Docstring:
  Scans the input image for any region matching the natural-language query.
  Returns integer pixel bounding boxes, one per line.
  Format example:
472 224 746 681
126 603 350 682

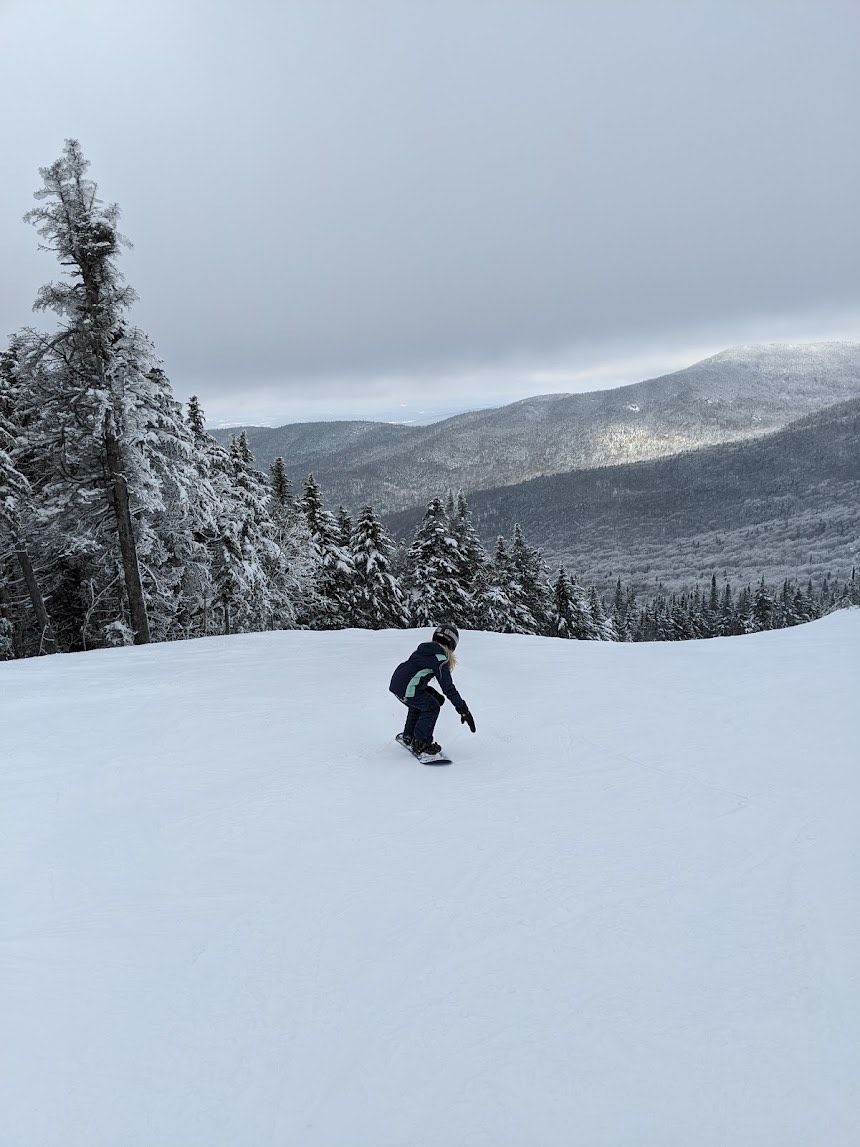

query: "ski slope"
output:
2 614 858 1146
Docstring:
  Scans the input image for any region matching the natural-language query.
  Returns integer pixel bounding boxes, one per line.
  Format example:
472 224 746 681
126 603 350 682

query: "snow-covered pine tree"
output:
611 577 627 636
115 359 225 643
0 346 57 654
777 579 794 627
350 504 408 629
18 141 223 649
0 583 13 659
450 491 490 628
482 535 516 632
21 140 158 644
183 403 310 638
617 584 638 642
266 455 308 574
219 432 313 633
407 496 467 626
703 573 720 636
849 567 860 607
507 524 552 635
336 506 353 550
669 594 695 640
270 457 294 515
735 585 753 634
654 595 676 641
298 474 354 628
588 584 616 640
792 585 814 625
180 396 235 635
550 567 575 638
567 572 599 640
753 576 775 631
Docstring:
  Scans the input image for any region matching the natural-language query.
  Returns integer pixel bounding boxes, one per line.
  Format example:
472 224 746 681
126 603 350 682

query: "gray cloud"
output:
2 0 859 423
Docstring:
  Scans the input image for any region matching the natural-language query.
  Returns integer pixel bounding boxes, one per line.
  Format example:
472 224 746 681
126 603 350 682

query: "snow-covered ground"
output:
2 615 858 1146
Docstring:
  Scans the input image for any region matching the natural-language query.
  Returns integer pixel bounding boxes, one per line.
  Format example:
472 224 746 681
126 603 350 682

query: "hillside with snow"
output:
3 615 859 1146
392 395 860 593
215 342 860 513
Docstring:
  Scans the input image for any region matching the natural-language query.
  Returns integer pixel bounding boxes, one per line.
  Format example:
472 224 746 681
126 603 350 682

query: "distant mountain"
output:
213 342 860 512
387 398 860 594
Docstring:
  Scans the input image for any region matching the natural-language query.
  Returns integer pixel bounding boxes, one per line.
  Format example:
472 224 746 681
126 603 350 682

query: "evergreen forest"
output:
2 142 858 660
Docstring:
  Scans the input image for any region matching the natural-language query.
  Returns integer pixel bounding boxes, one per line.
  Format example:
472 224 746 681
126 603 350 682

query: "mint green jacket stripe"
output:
405 667 434 698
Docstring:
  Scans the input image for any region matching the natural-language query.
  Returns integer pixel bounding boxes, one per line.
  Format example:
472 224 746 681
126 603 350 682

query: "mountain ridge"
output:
212 341 860 512
386 396 860 593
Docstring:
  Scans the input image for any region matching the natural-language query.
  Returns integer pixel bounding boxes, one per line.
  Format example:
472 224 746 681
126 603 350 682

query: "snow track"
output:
2 616 858 1145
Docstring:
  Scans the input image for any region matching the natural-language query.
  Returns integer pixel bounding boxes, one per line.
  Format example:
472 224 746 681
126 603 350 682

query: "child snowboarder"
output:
389 623 476 761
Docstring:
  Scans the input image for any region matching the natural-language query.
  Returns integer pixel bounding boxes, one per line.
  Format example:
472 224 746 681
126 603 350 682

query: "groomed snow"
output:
2 614 858 1146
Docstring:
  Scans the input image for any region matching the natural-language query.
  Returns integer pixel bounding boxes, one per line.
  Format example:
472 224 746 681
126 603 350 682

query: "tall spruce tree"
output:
336 506 353 549
298 474 354 627
450 491 489 628
753 576 775 631
407 496 466 626
567 572 599 639
218 433 315 633
588 585 616 640
550 568 576 638
0 349 56 653
269 457 294 514
21 140 156 643
509 524 552 635
351 505 408 629
483 535 517 632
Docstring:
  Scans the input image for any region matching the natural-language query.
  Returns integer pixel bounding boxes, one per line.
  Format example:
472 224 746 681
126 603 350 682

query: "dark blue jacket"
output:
390 641 466 712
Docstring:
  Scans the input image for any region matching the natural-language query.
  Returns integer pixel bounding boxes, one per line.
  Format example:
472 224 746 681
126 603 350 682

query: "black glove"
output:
425 686 445 707
459 706 476 733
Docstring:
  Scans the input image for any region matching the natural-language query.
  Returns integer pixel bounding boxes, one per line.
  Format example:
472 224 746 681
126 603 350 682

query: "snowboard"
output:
395 733 452 766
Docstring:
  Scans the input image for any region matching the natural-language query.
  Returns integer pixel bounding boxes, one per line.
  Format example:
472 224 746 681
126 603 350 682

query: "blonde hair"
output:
445 649 457 671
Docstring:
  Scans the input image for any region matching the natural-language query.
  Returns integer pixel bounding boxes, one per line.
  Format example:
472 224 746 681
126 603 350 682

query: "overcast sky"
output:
2 0 859 425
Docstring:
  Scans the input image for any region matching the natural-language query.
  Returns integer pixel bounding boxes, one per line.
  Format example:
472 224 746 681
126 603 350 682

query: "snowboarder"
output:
389 623 476 760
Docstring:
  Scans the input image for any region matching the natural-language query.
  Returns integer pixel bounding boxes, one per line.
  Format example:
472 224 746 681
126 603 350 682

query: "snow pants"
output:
393 687 441 744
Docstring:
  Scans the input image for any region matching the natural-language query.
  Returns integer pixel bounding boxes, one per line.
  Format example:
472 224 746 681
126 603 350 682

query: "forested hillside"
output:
3 142 857 660
386 399 860 592
215 342 860 512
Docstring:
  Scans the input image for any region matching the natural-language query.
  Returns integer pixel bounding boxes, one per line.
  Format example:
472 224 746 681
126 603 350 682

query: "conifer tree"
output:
220 434 284 630
753 577 775 631
22 140 153 644
718 582 736 636
298 474 354 627
269 457 293 513
483 536 516 632
588 584 616 640
509 524 552 635
336 506 353 549
186 394 207 439
134 365 219 641
407 497 466 626
265 455 310 600
735 585 753 634
611 577 627 636
0 349 56 653
550 568 575 637
450 491 490 628
351 504 408 629
178 396 233 635
706 574 720 635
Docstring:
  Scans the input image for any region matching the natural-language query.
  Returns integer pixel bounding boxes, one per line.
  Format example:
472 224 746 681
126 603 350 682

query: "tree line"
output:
2 141 857 660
